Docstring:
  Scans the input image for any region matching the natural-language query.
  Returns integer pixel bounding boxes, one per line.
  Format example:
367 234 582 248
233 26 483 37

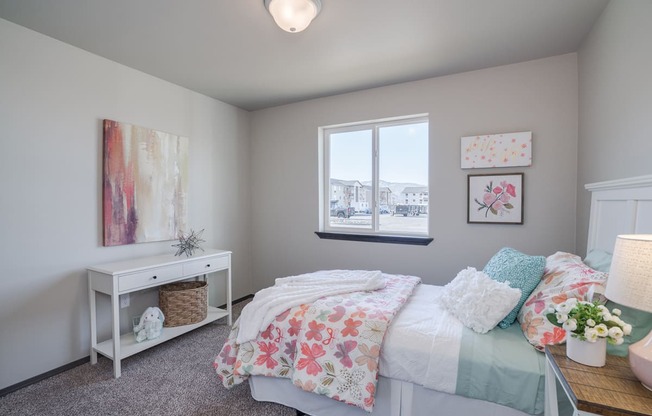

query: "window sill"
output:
315 232 433 246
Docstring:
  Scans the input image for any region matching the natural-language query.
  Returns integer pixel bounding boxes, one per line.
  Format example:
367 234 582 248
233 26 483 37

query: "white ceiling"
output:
0 0 609 111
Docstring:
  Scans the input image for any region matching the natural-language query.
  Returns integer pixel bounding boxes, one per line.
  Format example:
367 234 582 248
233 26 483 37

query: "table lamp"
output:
605 234 652 390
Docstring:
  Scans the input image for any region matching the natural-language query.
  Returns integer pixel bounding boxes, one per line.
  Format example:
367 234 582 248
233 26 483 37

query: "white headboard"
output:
586 175 652 254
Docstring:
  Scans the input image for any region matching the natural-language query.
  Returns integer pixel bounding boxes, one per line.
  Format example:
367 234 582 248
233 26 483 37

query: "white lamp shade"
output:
605 234 652 313
265 0 321 33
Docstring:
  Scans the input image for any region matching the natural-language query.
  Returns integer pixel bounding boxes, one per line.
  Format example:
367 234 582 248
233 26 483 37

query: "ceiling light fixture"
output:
264 0 322 33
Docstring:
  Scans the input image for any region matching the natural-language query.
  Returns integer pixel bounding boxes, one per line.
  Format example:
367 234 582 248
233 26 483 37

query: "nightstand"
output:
545 344 652 416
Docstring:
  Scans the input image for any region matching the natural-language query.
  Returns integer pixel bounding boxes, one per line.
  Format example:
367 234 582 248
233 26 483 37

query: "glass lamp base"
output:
628 329 652 390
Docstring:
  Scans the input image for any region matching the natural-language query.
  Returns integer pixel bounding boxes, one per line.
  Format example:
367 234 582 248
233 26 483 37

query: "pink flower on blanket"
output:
569 280 593 296
294 304 309 318
352 306 368 319
367 309 386 320
355 343 380 372
305 320 325 341
261 324 275 340
364 382 376 408
562 262 599 276
218 344 237 366
288 317 302 336
284 340 297 361
294 379 317 392
255 342 279 369
342 318 363 337
334 340 358 368
328 305 346 322
276 309 291 322
296 342 326 376
233 359 243 375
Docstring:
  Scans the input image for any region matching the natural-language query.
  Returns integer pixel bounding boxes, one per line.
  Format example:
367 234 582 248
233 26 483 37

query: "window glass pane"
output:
378 122 428 234
329 129 372 229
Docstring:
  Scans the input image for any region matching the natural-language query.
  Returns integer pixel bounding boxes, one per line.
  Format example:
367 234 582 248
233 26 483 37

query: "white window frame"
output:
319 114 429 238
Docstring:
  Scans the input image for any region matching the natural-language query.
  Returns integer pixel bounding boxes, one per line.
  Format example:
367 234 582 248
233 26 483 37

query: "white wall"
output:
250 54 579 290
0 18 252 390
576 0 652 256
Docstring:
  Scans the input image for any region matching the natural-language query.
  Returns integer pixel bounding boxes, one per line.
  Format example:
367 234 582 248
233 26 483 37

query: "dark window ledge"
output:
315 232 433 246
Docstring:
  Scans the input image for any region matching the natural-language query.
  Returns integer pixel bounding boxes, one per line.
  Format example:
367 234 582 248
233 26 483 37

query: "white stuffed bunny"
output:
134 307 165 342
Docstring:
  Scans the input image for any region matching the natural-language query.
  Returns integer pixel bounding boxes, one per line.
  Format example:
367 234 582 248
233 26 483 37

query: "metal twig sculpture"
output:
172 228 206 257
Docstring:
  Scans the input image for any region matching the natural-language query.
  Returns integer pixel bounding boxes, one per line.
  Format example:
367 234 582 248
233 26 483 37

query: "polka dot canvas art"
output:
461 131 532 169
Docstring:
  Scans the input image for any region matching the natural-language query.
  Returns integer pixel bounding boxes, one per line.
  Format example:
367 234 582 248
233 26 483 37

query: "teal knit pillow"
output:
483 247 546 328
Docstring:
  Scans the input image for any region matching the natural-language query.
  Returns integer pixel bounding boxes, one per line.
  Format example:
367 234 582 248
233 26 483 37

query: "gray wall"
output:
0 19 253 390
250 54 579 291
576 0 652 256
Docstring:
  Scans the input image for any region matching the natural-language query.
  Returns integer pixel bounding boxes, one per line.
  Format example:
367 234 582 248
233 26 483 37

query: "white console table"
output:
88 249 232 378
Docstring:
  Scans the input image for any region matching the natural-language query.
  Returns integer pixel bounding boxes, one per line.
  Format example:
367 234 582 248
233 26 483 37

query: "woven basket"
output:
159 281 208 327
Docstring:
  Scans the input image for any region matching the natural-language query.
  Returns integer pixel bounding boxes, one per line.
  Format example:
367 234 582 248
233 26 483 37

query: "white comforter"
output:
236 269 386 344
379 284 463 393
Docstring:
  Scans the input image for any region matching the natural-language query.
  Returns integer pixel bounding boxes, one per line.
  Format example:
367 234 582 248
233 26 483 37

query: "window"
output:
318 115 430 243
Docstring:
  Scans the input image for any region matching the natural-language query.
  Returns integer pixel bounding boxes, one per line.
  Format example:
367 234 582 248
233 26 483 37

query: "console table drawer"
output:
183 255 229 276
118 264 183 292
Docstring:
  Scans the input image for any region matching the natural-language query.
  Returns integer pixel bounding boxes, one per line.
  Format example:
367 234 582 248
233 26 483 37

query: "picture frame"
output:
467 173 523 224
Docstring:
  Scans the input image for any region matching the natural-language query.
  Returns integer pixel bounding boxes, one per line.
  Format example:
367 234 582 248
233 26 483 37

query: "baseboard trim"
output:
0 294 254 398
0 357 88 398
228 294 254 307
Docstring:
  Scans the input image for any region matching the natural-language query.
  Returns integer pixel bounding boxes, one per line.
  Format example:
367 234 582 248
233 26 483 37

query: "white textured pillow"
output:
440 267 522 334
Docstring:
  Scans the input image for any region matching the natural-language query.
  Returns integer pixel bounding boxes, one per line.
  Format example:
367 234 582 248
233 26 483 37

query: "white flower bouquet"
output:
546 298 632 344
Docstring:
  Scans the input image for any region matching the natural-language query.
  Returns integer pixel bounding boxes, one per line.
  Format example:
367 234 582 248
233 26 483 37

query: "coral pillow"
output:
517 252 608 351
440 267 522 334
483 248 546 328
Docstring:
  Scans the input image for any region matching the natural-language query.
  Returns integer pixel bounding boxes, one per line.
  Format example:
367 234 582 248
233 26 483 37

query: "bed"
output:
216 174 652 416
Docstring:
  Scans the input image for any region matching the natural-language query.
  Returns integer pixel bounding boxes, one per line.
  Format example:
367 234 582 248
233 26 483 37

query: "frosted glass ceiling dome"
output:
264 0 322 33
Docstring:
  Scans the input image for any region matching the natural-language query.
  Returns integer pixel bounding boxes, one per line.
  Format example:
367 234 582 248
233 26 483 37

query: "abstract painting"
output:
103 119 188 246
468 173 523 224
461 131 532 169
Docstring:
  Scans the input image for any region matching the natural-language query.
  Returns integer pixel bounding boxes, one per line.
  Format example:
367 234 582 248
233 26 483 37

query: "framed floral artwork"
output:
467 173 523 224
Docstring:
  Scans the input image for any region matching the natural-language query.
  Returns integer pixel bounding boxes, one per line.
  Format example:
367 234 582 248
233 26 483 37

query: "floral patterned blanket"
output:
214 273 420 412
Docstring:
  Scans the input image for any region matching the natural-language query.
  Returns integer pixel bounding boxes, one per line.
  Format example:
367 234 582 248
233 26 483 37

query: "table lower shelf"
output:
94 306 228 361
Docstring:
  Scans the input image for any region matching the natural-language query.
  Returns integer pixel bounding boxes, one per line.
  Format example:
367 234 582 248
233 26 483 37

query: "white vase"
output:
566 335 606 367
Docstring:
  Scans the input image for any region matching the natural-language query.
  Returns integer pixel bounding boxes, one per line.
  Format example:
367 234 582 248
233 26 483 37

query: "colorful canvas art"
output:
103 119 189 246
461 131 532 169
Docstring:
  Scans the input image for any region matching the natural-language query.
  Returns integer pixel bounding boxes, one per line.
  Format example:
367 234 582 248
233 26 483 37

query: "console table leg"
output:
227 266 232 326
89 287 98 365
111 294 122 378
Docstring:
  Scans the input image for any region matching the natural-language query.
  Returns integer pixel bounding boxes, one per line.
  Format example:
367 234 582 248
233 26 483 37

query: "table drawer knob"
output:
206 264 211 268
152 275 157 279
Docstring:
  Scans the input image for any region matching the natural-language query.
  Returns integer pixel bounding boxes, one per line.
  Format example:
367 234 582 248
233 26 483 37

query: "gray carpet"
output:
0 301 297 416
